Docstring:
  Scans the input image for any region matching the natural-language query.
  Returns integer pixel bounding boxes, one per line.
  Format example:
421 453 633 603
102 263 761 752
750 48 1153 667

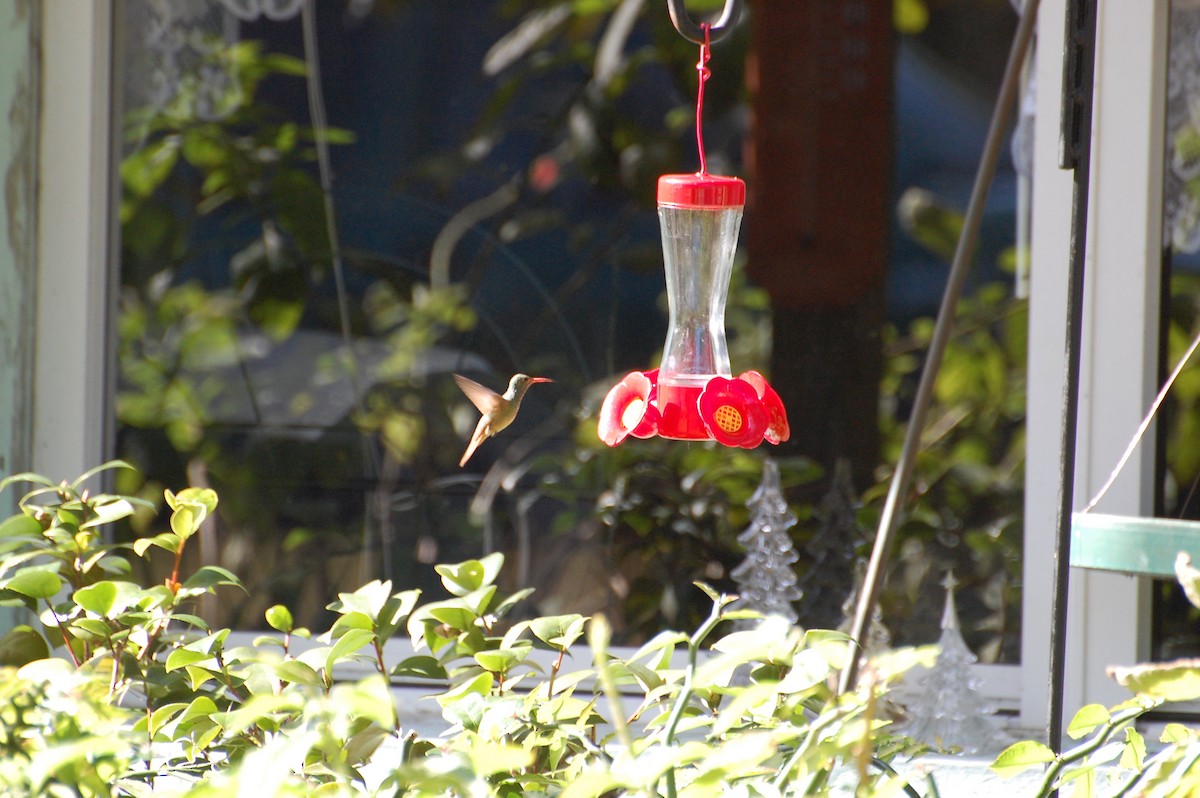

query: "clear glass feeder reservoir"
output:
656 173 746 439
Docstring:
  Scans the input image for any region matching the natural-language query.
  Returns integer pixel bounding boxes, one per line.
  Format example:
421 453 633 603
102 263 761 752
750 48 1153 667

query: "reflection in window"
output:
1157 0 1200 660
111 0 1024 658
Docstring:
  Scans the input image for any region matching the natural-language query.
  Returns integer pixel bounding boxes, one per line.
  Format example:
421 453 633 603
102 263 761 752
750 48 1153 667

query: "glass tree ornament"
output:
898 573 1004 753
731 458 802 622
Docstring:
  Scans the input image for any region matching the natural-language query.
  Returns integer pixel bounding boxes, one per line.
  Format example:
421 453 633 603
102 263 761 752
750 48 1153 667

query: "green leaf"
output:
435 552 504 597
166 482 218 513
491 587 534 621
148 703 189 737
391 655 447 680
2 569 61 599
1120 727 1146 770
184 664 218 691
1109 660 1200 702
1176 552 1200 611
376 589 421 639
328 611 374 637
170 503 200 541
325 627 374 675
0 625 50 666
467 738 534 775
474 645 530 674
1066 703 1111 739
166 648 211 672
334 674 396 730
695 582 723 603
265 604 293 633
435 671 494 708
79 497 135 531
426 602 478 630
629 630 688 668
121 136 180 198
991 740 1058 777
0 513 42 539
69 460 137 491
27 737 129 789
529 614 587 649
275 659 322 686
133 532 181 557
894 0 929 35
331 579 392 619
182 565 244 592
69 618 113 640
1162 722 1193 744
0 471 56 493
74 581 141 618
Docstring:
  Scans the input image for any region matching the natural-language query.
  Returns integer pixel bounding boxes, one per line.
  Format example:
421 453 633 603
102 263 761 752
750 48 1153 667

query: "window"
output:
37 0 1049 722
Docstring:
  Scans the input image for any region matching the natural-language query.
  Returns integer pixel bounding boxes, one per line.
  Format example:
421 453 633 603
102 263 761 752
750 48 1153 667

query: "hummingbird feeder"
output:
598 0 788 450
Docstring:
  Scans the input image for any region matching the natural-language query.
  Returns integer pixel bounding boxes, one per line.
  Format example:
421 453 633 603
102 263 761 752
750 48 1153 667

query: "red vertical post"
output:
746 0 895 491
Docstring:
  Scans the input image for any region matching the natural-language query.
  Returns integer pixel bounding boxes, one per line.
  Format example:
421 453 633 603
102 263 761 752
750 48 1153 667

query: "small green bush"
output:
993 553 1200 797
0 462 930 796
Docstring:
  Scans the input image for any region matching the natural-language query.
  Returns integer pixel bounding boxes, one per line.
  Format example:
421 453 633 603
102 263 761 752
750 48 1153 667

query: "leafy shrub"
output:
993 553 1200 796
0 462 931 796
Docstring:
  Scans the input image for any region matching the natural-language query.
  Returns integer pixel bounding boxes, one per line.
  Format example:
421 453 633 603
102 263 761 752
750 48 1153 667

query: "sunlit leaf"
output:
392 655 447 680
1066 703 1111 740
1110 660 1200 702
265 604 293 633
0 625 50 666
325 628 374 675
74 581 142 618
1 570 61 599
991 740 1057 777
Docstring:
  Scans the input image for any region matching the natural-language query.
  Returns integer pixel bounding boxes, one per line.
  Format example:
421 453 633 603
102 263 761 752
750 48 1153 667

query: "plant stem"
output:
168 543 185 592
45 601 80 667
1036 705 1148 796
548 646 565 697
373 639 388 677
777 707 843 792
1108 745 1179 798
663 601 726 798
870 757 925 798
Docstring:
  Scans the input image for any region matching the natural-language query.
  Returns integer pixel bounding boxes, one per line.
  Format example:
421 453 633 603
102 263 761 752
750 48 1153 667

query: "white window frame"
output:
1023 0 1169 730
33 0 114 480
43 0 1180 732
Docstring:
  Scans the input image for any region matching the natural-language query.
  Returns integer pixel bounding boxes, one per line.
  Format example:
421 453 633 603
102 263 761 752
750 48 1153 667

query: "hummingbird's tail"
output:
460 436 484 467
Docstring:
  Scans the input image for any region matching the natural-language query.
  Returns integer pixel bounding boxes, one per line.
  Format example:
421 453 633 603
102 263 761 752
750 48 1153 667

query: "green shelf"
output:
1071 512 1200 578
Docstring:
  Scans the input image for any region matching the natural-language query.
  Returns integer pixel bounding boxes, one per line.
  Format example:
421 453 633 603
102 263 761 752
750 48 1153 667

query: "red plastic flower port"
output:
598 370 660 446
738 370 790 445
698 376 768 448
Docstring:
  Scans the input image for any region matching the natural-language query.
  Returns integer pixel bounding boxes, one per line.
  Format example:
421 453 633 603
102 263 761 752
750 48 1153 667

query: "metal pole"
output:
838 0 1040 694
1047 0 1099 761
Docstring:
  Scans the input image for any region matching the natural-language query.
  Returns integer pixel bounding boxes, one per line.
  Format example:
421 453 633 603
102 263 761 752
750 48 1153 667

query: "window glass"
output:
111 0 1023 657
1155 0 1200 661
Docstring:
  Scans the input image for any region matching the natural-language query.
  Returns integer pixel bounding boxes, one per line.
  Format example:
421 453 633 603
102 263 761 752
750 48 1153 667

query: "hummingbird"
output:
454 373 553 466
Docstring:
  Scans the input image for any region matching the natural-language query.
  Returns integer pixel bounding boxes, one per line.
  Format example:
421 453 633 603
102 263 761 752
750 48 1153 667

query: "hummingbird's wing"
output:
454 374 503 415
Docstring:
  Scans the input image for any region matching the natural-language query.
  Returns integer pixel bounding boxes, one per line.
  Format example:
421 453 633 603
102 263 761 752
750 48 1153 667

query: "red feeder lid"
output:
657 173 745 209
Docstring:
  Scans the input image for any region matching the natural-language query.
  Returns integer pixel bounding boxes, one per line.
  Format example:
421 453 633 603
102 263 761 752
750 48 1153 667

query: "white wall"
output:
33 0 113 482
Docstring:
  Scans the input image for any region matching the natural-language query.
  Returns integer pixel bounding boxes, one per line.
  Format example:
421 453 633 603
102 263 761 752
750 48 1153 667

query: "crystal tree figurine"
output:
838 561 892 655
900 573 1003 753
798 459 865 630
732 458 802 622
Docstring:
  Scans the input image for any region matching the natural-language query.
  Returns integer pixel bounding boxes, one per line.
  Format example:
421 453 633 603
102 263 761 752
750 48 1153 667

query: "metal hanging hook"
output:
666 0 742 44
